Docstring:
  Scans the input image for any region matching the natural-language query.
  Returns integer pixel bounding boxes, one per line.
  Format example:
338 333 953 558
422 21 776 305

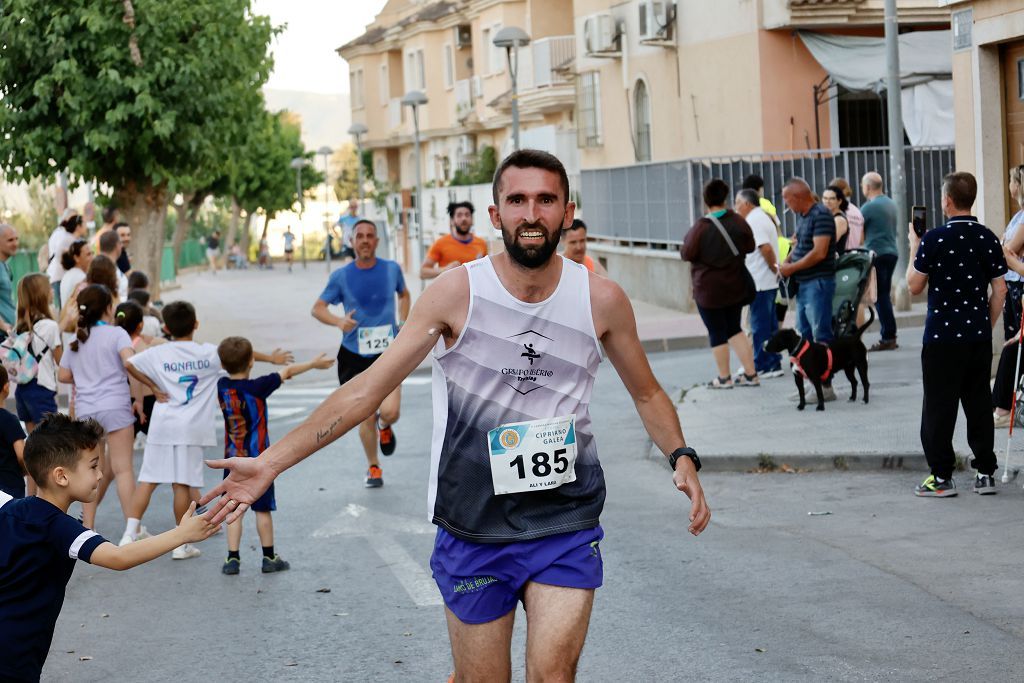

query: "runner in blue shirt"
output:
311 219 410 488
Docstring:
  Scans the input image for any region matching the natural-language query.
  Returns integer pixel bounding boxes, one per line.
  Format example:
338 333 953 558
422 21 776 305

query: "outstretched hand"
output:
672 460 711 536
269 348 295 365
310 353 335 370
199 456 277 525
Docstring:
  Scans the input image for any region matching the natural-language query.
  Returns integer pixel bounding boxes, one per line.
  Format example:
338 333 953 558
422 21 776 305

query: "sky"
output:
253 0 388 94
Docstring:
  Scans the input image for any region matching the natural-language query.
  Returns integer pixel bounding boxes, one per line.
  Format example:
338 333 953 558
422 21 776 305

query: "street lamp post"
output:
290 156 309 269
493 26 531 152
347 122 369 206
318 145 333 273
401 90 429 283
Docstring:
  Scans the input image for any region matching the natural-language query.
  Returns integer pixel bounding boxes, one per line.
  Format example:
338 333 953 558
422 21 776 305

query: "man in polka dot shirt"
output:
907 171 1008 498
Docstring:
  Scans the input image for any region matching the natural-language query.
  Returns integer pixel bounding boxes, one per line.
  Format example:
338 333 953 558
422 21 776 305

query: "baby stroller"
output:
831 248 875 338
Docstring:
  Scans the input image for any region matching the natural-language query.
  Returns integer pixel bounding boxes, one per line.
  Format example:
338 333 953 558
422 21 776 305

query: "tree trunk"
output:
170 192 194 269
238 212 254 264
224 198 241 254
115 181 169 298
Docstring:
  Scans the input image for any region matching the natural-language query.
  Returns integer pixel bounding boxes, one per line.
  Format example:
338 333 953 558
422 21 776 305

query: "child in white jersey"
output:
122 301 292 557
122 301 222 559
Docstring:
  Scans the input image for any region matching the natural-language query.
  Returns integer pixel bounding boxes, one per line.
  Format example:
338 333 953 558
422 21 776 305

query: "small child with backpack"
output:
6 273 63 435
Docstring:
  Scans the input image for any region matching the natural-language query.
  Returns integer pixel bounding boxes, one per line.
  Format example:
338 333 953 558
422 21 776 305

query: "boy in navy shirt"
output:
214 336 332 575
0 369 28 499
0 414 217 682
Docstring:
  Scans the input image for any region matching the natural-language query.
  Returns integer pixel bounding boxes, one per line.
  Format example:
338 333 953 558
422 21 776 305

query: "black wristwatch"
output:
668 447 701 472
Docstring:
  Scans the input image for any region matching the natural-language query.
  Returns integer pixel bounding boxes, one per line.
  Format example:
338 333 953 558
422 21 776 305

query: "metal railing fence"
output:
580 146 956 246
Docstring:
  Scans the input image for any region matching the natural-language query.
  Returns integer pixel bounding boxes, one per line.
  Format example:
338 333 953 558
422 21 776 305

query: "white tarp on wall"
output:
799 30 953 146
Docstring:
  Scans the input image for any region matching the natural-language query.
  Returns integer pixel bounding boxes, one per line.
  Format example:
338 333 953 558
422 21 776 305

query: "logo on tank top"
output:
501 329 554 396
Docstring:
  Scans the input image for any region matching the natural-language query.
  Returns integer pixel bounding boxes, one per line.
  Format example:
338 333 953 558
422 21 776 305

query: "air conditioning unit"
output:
639 1 674 41
584 14 619 54
455 24 472 49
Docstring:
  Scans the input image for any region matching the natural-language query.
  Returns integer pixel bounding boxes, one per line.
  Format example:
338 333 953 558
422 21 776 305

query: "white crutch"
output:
1000 294 1024 484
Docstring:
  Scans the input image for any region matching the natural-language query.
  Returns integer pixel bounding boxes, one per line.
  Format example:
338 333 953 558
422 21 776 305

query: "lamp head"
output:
401 90 428 107
493 26 531 49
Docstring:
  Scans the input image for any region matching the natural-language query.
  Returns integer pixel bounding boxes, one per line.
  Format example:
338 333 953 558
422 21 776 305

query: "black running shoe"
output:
973 474 997 495
222 557 240 575
261 555 291 573
365 465 383 488
914 475 957 497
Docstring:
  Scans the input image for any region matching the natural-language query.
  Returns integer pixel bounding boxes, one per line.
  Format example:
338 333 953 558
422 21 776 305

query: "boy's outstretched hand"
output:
200 457 276 525
178 502 219 544
310 353 334 370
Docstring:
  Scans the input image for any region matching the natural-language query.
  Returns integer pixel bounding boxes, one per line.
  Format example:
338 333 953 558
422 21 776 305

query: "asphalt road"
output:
43 348 1024 682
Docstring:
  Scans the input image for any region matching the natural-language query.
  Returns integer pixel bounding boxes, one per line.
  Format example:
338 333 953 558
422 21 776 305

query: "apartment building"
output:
573 0 951 170
945 0 1024 233
337 0 578 196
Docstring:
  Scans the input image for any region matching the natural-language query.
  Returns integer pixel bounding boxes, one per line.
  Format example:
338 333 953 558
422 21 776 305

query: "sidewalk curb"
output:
647 444 928 472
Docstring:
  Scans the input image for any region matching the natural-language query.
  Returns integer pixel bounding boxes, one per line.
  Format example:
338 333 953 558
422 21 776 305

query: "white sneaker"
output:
761 368 786 379
171 544 201 560
136 526 151 540
118 533 134 547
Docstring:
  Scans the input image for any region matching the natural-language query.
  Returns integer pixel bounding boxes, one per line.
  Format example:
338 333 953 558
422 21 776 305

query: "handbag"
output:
708 214 756 306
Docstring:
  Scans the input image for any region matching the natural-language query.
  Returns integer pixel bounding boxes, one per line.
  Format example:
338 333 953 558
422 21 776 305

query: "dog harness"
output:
789 339 832 382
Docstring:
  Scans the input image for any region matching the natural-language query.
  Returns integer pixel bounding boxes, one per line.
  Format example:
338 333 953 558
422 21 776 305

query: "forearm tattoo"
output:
316 416 344 444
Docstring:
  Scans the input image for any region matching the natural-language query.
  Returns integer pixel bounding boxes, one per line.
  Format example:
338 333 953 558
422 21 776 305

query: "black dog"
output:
764 309 874 412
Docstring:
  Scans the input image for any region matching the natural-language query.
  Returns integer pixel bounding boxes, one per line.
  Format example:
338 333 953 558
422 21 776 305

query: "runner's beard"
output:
453 221 472 237
501 217 562 269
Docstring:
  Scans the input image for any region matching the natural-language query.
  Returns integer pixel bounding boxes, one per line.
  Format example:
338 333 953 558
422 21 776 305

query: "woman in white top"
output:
991 164 1024 427
58 239 93 309
45 213 87 304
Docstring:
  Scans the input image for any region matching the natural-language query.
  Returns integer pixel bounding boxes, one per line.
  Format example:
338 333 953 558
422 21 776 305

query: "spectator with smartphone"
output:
992 164 1024 428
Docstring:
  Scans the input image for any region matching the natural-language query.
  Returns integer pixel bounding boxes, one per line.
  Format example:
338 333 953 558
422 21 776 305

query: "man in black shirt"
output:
115 222 132 274
779 178 836 344
907 172 1007 497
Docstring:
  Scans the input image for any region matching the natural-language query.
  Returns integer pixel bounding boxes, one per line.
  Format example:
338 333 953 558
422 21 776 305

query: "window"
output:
351 69 364 109
633 79 651 161
488 24 504 75
482 28 491 73
379 64 389 105
444 44 454 89
405 50 425 90
577 72 602 147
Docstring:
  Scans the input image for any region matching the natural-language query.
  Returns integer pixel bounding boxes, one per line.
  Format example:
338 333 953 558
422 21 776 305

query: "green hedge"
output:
8 238 208 288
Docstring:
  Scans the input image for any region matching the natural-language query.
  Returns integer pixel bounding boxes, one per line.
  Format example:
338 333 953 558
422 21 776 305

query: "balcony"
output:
531 36 574 89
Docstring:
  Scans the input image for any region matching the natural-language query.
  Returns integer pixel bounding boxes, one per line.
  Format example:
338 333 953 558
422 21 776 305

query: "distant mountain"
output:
263 89 351 151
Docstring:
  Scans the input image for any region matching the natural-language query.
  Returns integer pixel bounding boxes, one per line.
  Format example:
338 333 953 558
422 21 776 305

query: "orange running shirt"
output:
427 234 488 267
583 255 595 272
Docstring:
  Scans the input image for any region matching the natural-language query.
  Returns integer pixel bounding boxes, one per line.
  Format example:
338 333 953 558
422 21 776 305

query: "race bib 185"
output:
487 415 577 495
357 324 394 355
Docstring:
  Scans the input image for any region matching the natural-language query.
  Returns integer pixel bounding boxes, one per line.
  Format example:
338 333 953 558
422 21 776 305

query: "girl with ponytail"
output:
57 284 142 529
13 273 63 433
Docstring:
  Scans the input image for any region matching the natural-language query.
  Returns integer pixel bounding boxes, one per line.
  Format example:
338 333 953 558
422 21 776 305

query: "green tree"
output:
0 1 275 292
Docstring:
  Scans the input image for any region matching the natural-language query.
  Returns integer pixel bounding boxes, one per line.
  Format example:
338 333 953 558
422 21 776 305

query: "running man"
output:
203 150 710 681
310 220 409 488
562 218 608 276
283 227 295 272
420 201 488 280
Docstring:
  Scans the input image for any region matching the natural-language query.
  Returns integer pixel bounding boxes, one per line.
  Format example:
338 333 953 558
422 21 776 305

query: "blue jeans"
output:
795 276 835 343
750 289 781 373
873 253 898 342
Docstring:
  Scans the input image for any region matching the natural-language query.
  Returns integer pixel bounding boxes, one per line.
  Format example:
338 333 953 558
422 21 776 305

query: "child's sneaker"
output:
222 557 241 575
118 526 151 547
365 465 383 488
914 475 957 497
262 555 290 573
171 543 202 560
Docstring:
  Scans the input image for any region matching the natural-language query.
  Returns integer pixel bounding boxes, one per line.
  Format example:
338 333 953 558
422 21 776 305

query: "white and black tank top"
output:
428 256 604 543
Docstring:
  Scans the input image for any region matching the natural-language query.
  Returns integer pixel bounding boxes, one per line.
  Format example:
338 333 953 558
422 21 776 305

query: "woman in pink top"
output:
830 177 864 249
58 284 144 529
